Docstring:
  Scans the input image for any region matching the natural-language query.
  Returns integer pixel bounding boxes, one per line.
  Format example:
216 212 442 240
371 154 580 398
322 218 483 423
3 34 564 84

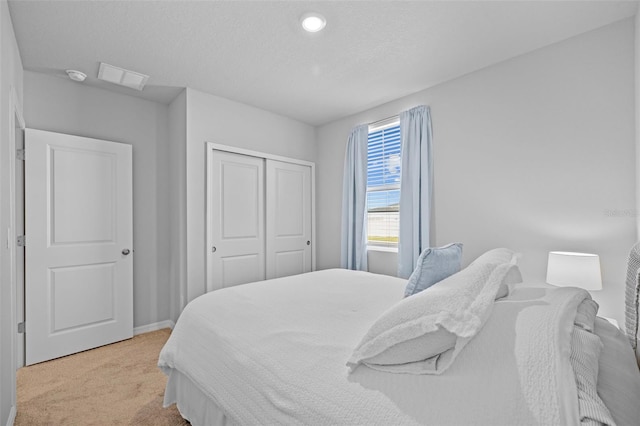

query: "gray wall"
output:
0 0 23 423
636 11 640 244
316 19 636 325
182 88 317 304
168 90 187 323
23 71 172 330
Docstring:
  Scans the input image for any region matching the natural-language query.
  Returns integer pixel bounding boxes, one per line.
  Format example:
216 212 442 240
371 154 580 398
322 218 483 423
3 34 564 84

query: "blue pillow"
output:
404 243 463 297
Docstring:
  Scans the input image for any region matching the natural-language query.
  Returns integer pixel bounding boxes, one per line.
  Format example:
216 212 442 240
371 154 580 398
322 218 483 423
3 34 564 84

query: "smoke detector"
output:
66 70 87 82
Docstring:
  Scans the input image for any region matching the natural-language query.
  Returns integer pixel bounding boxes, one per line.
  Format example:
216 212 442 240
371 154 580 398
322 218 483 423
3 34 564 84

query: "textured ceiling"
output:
8 0 638 126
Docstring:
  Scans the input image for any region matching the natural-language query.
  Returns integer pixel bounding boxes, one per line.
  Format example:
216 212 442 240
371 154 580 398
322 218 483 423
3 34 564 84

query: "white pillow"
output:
469 248 520 266
495 263 523 299
361 328 456 366
471 248 522 299
347 262 514 374
574 299 599 332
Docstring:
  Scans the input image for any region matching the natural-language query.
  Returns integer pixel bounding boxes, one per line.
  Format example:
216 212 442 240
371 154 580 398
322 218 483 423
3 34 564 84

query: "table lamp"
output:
546 251 602 291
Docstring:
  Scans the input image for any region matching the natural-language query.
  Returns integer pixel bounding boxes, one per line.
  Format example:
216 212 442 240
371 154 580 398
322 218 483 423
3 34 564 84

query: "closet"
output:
206 144 314 292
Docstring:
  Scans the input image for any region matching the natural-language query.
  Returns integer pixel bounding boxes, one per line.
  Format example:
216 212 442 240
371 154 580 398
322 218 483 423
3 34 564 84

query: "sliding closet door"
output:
266 160 312 279
208 150 265 291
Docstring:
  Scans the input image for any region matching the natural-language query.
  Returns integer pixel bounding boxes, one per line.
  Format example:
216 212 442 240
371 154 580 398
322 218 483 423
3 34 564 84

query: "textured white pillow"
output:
574 299 599 332
495 263 523 299
348 262 514 373
470 248 522 299
361 328 456 365
469 248 520 266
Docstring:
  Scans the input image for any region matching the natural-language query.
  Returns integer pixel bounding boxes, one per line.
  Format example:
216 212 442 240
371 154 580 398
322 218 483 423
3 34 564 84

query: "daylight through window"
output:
367 119 400 248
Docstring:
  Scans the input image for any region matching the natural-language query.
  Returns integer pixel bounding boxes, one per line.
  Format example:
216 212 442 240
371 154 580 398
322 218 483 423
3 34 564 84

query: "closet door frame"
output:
205 142 315 293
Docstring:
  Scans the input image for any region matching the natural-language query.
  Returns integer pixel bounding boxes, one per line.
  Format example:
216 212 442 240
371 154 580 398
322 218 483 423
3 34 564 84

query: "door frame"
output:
10 87 25 370
205 142 316 293
9 87 25 376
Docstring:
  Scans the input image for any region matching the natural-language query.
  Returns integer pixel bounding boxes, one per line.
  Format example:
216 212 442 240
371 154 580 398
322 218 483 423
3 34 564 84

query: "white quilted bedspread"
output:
158 269 587 425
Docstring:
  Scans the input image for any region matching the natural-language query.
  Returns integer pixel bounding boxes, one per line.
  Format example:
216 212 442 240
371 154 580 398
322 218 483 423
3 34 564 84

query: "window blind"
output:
367 122 400 247
367 124 400 207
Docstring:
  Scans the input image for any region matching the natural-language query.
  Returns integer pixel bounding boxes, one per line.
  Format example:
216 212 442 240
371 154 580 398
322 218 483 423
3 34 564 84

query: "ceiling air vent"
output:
98 62 149 91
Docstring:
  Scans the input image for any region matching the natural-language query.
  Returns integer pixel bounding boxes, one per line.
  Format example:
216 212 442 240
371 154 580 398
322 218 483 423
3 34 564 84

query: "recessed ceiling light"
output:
66 70 87 82
301 13 326 33
97 62 149 91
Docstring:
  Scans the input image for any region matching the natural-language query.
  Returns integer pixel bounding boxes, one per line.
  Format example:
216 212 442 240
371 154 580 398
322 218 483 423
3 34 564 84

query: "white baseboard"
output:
6 405 16 426
133 320 175 336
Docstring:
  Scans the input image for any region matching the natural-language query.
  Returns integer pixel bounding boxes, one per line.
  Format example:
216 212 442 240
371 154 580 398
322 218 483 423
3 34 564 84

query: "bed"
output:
158 252 640 425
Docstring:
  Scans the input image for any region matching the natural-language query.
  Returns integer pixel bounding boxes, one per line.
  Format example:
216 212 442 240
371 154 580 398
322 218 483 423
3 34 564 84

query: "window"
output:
367 119 400 248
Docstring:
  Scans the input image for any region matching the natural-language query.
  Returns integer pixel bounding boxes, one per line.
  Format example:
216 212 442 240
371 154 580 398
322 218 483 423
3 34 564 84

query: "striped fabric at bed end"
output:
570 327 616 426
624 242 640 353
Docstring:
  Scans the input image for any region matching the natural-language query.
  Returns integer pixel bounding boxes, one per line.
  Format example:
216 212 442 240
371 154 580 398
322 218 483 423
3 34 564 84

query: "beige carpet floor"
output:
15 329 189 425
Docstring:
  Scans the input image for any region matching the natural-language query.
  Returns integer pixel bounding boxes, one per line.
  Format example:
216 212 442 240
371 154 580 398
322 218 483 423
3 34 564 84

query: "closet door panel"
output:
274 251 305 278
209 151 265 290
220 254 262 288
266 160 312 280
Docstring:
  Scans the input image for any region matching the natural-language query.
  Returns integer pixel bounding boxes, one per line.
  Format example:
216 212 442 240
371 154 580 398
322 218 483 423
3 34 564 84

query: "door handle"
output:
306 241 311 246
122 249 131 255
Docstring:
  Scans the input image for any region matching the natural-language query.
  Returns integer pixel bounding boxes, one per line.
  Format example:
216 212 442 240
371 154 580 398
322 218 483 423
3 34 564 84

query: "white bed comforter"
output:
159 269 588 425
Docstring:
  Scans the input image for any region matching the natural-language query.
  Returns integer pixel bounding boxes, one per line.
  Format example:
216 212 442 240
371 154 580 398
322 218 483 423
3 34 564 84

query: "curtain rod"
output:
368 115 399 130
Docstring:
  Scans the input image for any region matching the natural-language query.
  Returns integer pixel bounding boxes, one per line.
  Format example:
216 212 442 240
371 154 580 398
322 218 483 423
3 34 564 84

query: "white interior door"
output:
25 129 133 365
266 160 312 279
208 150 265 291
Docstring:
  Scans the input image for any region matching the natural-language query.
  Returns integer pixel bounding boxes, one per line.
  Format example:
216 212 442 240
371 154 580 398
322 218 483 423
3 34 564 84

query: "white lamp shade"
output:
546 251 602 291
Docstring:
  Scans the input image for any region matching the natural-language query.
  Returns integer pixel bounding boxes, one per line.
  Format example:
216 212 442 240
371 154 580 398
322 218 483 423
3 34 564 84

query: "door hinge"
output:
16 149 25 161
17 235 25 247
17 322 25 333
